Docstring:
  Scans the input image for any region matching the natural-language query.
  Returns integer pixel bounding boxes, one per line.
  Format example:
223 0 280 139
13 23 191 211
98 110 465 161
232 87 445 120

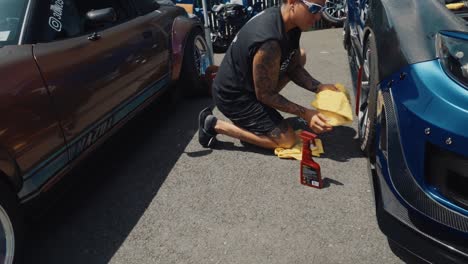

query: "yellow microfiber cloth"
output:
274 130 324 160
311 83 353 126
446 2 466 10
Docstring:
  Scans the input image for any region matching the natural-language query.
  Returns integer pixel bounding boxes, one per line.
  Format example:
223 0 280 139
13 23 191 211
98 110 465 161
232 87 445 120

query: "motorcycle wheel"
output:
321 0 347 27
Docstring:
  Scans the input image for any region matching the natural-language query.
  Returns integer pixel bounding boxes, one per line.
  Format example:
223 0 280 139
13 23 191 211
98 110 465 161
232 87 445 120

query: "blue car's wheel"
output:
358 33 379 157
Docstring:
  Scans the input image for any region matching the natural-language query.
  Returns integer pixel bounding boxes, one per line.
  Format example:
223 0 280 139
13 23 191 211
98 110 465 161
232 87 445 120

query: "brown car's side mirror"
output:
86 8 117 26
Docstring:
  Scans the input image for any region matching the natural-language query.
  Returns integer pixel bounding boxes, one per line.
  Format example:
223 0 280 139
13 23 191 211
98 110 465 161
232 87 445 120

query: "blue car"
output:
344 0 468 262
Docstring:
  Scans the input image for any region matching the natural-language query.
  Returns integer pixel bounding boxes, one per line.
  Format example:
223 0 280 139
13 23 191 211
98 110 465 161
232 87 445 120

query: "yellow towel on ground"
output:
446 2 465 10
311 83 353 126
274 131 324 160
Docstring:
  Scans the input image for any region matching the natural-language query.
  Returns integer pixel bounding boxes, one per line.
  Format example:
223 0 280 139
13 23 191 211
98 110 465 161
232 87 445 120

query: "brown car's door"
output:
0 45 69 199
33 1 170 161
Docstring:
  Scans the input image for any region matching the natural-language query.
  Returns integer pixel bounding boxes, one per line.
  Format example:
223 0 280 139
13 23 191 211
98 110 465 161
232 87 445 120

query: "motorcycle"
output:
209 2 263 53
190 0 346 53
193 0 273 53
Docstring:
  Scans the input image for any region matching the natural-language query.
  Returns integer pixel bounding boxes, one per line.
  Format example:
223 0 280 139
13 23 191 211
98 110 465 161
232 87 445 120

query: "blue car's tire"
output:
343 19 351 51
0 180 23 264
358 33 379 158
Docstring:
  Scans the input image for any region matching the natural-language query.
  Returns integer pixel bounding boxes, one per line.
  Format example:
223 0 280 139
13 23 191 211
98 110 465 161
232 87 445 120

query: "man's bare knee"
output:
300 48 306 67
277 135 296 149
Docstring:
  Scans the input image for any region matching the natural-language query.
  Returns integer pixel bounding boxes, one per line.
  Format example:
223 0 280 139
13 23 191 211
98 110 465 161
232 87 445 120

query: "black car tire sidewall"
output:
359 33 379 159
343 20 351 51
179 28 209 97
0 181 23 264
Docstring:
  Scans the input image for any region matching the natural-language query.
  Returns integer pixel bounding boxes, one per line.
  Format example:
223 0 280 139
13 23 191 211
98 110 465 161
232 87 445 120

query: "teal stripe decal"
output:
22 145 68 180
19 151 69 198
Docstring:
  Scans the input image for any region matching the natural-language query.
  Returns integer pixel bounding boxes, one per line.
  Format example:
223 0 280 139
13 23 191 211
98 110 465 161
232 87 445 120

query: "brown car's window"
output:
32 0 83 42
0 0 29 45
31 0 136 43
76 0 134 25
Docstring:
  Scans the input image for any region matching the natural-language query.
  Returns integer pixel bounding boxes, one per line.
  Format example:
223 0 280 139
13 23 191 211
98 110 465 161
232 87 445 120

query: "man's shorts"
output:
213 92 284 135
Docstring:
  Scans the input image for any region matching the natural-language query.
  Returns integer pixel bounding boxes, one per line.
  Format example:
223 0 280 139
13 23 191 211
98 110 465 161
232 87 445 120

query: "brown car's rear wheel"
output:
179 27 210 97
0 180 23 264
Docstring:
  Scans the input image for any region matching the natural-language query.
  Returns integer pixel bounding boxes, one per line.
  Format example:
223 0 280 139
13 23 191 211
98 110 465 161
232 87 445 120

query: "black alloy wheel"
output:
322 0 347 27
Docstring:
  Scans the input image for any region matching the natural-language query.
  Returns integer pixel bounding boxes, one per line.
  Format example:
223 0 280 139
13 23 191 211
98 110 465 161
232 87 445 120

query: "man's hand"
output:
316 84 339 93
304 109 333 134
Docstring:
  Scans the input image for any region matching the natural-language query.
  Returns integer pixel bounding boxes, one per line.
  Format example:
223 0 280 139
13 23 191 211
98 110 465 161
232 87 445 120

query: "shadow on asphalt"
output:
185 140 274 157
319 126 364 162
323 177 344 188
185 116 363 163
21 95 213 264
215 141 274 155
289 116 364 163
387 239 428 264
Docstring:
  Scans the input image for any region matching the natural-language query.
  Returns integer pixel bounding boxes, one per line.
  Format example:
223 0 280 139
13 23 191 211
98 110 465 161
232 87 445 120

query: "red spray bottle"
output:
299 131 323 189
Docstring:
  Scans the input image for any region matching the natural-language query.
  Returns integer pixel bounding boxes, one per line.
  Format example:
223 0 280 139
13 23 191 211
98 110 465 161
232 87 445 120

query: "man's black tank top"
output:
212 6 301 104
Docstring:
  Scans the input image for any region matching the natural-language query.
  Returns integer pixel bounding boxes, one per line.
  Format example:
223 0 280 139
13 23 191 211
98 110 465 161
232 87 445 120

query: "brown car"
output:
0 0 211 262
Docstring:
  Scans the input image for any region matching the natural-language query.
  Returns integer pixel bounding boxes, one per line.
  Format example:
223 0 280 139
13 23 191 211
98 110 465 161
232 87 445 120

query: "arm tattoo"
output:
287 50 321 93
253 41 308 118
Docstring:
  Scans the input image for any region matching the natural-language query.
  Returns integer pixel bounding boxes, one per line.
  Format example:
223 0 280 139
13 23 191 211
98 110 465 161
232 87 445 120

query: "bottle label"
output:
302 164 320 187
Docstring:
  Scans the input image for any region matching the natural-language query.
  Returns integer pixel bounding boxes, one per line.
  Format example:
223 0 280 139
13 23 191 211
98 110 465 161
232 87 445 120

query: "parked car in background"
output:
344 0 468 262
0 0 211 262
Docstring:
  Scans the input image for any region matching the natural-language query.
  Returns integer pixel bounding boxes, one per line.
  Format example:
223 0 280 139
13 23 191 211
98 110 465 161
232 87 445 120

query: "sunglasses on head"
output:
299 0 325 14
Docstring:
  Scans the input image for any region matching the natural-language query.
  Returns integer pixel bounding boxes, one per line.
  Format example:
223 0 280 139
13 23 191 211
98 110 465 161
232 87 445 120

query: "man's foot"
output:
198 107 218 148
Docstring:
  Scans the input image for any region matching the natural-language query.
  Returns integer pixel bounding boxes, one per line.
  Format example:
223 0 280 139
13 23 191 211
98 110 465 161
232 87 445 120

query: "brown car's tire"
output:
0 180 23 264
179 27 210 97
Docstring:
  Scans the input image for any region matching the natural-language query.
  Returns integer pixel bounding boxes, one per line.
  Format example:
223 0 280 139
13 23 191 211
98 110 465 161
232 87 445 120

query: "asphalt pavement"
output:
22 29 403 264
